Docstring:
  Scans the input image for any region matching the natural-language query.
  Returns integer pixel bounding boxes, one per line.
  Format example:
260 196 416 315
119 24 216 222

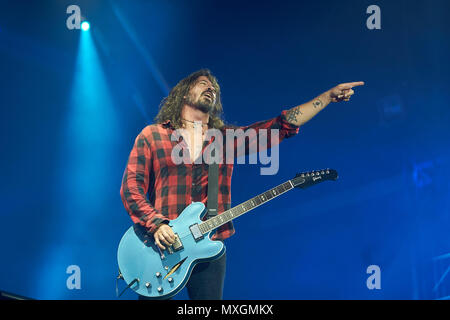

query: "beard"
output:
184 93 214 114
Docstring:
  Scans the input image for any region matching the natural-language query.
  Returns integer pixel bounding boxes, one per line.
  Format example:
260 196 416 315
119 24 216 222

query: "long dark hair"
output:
154 69 226 129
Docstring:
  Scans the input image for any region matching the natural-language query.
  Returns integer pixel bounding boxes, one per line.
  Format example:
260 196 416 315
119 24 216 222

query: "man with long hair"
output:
120 69 364 299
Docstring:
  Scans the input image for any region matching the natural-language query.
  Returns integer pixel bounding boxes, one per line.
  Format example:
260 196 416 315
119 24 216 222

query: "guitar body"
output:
117 202 225 299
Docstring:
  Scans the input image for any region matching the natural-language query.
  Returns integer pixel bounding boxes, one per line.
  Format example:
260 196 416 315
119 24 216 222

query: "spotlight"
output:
81 21 90 31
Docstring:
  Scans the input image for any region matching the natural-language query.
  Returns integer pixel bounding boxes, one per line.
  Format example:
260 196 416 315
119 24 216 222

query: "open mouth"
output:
203 92 213 100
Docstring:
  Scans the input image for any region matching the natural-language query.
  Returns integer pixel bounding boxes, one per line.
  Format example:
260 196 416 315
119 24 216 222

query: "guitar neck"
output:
198 180 295 235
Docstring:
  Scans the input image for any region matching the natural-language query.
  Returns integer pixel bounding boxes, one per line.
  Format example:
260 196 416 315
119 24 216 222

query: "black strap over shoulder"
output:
206 152 219 220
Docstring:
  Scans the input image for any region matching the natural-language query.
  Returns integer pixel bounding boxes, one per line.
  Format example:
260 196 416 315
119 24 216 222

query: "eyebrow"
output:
197 79 216 90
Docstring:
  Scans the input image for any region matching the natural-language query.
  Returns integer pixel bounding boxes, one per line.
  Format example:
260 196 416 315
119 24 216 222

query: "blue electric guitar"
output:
116 169 338 299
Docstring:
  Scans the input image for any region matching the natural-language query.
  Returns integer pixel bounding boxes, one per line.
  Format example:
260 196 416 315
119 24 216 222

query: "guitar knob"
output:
145 282 151 288
164 266 169 270
156 272 161 277
168 277 173 283
157 287 163 293
321 170 325 175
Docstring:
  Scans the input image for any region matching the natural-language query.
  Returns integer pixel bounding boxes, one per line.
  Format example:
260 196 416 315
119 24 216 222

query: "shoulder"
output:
139 123 167 136
138 123 173 143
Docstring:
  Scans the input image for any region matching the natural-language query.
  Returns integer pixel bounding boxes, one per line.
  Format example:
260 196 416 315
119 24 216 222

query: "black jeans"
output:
138 252 226 300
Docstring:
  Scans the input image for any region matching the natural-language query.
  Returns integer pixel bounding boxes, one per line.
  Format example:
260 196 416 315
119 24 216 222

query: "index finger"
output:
341 81 365 89
161 225 176 239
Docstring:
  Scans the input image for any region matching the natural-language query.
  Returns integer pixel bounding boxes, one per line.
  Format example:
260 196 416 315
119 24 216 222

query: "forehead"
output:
195 76 213 85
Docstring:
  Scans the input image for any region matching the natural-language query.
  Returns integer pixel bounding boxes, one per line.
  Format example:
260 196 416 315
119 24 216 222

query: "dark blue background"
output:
1 0 449 299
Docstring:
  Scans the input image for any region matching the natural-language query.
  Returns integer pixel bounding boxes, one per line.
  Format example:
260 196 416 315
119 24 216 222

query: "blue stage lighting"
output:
81 21 90 31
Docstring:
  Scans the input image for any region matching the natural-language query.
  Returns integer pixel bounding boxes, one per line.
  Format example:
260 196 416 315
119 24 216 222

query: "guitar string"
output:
166 183 294 243
163 174 322 241
156 173 333 253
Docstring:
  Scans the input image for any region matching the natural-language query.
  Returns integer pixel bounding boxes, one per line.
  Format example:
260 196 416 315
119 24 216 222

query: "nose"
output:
206 86 216 96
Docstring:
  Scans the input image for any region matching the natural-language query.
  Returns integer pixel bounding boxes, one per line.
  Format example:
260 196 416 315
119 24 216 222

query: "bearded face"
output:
184 76 217 114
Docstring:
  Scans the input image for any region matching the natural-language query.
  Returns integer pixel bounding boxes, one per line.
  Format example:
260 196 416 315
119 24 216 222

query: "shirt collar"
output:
161 119 175 129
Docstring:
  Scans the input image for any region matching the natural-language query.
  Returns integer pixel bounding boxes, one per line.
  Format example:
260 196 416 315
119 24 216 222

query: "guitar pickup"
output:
189 224 204 241
172 233 183 251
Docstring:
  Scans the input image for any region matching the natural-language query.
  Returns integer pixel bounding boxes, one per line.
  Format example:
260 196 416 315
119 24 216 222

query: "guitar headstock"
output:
291 169 338 189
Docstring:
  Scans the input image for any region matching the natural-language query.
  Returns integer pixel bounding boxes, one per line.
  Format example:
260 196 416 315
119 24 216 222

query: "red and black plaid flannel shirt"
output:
120 110 299 240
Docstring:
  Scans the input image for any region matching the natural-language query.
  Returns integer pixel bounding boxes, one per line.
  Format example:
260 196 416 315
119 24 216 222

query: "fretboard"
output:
198 180 294 234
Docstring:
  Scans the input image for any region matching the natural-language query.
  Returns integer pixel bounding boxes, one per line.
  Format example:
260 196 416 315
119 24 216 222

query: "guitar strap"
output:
206 152 219 220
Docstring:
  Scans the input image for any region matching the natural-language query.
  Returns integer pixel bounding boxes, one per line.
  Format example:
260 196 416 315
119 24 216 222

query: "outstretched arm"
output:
285 81 365 127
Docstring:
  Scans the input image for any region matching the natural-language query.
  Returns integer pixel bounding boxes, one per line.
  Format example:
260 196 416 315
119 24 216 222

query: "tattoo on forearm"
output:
312 98 323 109
286 107 303 124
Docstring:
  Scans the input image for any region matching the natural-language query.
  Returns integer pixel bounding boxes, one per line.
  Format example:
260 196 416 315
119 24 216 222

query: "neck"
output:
198 179 295 234
181 105 209 125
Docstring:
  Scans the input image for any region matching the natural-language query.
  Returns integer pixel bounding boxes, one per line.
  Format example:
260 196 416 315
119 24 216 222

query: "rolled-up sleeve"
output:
225 110 300 157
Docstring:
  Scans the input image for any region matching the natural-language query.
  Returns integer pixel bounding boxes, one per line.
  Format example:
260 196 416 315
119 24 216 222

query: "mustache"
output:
202 90 215 98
